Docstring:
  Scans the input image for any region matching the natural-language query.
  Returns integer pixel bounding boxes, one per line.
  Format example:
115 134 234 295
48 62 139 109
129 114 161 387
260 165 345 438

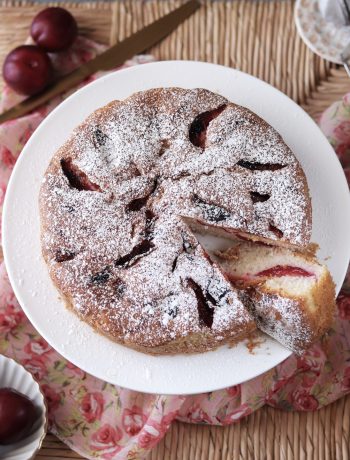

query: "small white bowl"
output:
0 354 47 460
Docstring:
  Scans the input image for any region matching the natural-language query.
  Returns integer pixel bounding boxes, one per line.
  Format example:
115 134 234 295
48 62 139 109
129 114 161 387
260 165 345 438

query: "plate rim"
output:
2 60 350 395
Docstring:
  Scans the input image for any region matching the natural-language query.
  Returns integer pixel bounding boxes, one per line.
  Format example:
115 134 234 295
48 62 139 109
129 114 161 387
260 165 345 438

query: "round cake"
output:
39 88 312 354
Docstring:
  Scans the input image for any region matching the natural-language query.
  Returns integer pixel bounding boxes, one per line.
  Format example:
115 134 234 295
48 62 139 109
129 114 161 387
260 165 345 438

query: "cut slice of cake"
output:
216 241 336 353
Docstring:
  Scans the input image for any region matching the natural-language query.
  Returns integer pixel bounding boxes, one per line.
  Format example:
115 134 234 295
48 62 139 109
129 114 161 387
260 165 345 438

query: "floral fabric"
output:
319 93 350 183
0 37 350 460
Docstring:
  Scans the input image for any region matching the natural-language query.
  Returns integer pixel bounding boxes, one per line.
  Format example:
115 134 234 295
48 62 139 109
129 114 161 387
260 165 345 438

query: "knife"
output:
0 0 200 124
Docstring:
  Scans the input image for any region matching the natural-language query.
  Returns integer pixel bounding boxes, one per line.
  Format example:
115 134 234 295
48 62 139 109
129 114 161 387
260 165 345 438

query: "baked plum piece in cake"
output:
217 241 336 353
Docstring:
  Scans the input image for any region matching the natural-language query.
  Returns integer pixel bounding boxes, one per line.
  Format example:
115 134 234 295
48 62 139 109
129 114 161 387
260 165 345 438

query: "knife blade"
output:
0 0 200 124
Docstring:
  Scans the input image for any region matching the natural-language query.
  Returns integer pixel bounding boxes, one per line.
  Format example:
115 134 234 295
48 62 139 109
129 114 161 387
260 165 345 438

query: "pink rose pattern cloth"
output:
320 94 350 183
0 36 350 459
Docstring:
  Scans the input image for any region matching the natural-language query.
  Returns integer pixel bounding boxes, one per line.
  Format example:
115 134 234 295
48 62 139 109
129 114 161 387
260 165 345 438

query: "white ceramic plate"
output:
295 0 350 64
3 61 350 395
0 355 47 460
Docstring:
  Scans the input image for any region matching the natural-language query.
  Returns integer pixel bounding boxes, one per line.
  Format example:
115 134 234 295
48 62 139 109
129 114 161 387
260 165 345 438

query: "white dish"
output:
295 0 350 64
3 61 350 395
0 355 47 460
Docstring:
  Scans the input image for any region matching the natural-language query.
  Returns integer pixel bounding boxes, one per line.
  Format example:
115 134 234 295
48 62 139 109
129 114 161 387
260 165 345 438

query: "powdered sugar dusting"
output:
39 88 311 352
245 292 313 352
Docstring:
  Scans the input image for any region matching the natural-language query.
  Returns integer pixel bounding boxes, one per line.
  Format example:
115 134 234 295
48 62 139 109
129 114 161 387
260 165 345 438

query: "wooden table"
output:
1 1 350 458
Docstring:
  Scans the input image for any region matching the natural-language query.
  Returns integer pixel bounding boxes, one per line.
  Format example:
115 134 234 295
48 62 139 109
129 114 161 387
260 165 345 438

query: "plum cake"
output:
39 87 333 355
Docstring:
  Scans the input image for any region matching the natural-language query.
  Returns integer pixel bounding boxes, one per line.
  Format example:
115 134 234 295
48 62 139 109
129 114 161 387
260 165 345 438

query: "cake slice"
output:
216 241 336 353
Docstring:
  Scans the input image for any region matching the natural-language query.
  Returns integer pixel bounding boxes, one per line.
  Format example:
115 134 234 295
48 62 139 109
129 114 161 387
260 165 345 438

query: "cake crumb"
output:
246 332 266 354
